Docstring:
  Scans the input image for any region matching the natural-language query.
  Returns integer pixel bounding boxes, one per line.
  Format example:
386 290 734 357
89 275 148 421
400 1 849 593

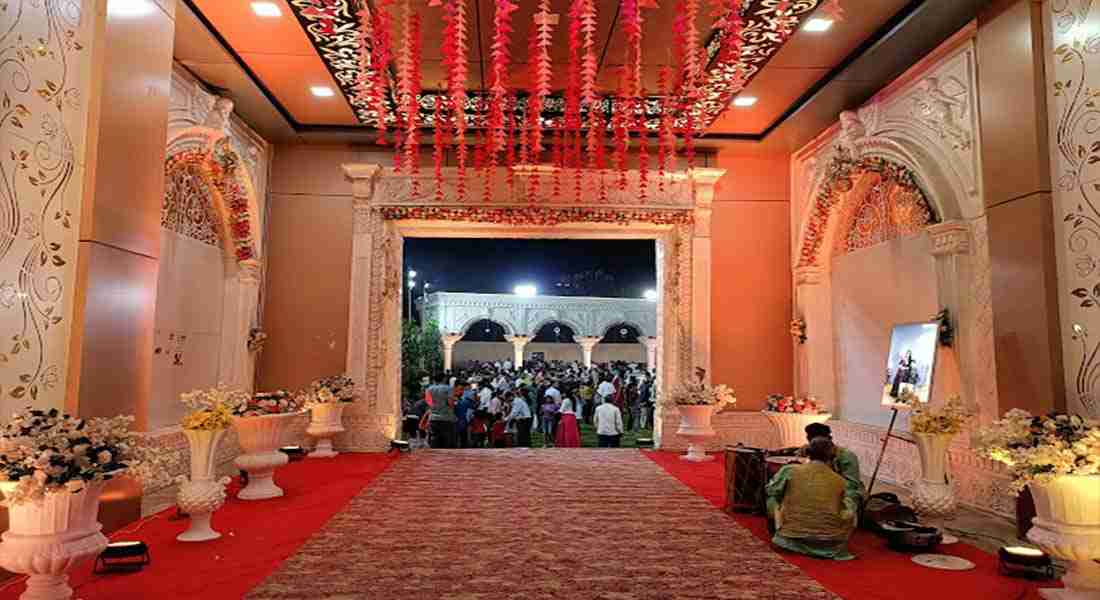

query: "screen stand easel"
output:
864 406 914 506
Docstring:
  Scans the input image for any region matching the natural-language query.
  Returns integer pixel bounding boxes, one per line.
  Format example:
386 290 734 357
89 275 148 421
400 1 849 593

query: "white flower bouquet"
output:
0 408 172 505
659 368 737 410
910 395 973 435
233 390 304 417
972 410 1100 491
310 374 356 403
180 384 249 430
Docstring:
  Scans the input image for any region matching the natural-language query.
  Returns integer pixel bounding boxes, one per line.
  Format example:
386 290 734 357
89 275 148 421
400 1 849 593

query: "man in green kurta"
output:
805 422 865 505
767 437 858 560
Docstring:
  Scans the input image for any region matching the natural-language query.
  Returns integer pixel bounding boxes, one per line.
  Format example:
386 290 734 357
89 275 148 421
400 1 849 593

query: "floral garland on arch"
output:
377 205 693 227
164 144 256 262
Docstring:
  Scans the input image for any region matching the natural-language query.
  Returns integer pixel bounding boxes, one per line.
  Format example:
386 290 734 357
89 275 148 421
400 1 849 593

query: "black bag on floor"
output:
861 492 918 534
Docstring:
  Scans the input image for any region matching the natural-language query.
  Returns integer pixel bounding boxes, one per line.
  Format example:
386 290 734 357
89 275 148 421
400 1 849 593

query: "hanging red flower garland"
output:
442 0 469 199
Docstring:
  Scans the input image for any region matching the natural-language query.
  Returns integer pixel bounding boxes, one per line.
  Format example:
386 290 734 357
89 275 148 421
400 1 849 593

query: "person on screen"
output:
766 437 858 560
804 422 864 504
889 350 915 399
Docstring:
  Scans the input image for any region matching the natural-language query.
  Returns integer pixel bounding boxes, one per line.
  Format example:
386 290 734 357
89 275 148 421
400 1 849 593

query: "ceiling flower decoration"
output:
291 0 828 197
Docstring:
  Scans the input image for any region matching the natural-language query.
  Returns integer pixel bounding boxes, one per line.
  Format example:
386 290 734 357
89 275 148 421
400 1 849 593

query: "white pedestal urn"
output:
676 405 716 462
232 412 300 500
176 428 229 542
911 432 958 519
764 411 832 449
0 481 108 600
306 403 346 458
1026 475 1100 600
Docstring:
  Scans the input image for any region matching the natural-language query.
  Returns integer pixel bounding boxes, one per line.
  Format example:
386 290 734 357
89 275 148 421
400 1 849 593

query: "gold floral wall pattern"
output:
1050 0 1100 418
0 1 89 408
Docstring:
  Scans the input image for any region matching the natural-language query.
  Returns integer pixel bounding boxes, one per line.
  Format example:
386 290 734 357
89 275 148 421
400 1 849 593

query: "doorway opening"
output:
400 238 659 449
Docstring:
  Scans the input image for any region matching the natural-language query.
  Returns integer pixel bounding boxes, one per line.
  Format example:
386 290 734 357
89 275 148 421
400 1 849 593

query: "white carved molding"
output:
340 164 722 450
423 292 658 339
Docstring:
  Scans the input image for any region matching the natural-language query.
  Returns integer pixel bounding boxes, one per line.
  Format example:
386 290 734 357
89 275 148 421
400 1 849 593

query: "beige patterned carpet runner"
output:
247 449 837 600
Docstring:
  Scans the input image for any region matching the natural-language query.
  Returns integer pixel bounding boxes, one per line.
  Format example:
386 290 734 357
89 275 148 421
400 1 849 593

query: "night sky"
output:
403 238 657 299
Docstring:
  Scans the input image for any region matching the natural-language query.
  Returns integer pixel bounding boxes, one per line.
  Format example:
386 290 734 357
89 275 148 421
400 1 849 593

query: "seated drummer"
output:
766 437 858 560
805 423 865 505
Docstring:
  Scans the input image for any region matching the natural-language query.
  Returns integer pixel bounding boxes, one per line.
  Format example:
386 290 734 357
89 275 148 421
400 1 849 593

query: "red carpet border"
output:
0 452 399 600
247 449 837 600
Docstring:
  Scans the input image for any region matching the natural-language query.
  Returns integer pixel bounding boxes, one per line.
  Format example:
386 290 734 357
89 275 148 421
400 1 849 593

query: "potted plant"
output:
973 410 1100 598
176 385 245 541
908 396 973 528
305 375 356 458
231 391 305 500
0 408 169 600
659 368 736 462
762 394 831 449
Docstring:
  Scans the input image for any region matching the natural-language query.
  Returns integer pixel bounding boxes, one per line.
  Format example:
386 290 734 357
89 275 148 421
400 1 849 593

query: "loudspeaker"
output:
725 446 768 515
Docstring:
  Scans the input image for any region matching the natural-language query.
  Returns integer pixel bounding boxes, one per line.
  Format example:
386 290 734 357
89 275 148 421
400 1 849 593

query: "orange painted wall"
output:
709 152 794 410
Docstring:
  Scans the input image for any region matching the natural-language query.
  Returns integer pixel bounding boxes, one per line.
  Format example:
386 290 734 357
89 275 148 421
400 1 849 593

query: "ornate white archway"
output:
336 165 722 450
161 105 264 392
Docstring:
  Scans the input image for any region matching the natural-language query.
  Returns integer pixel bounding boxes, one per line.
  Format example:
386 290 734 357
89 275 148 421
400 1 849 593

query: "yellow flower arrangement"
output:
180 385 248 431
910 395 973 435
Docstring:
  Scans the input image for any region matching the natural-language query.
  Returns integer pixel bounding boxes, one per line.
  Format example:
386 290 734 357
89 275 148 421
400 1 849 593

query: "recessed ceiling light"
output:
107 0 156 18
803 18 833 32
732 96 758 107
310 86 335 98
251 2 282 17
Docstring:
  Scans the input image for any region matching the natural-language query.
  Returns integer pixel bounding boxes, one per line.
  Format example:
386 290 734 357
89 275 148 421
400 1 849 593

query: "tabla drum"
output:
765 455 805 479
724 446 768 515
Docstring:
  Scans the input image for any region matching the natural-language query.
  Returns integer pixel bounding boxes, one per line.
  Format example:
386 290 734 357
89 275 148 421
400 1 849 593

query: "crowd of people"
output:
401 358 656 449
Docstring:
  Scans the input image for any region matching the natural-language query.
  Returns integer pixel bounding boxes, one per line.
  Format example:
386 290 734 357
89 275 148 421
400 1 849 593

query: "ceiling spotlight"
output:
803 18 833 32
732 96 758 107
250 1 282 17
310 86 335 98
107 0 156 18
514 284 537 298
643 289 658 301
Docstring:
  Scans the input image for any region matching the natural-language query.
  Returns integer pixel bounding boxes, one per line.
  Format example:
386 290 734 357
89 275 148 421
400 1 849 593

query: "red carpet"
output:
0 452 399 600
645 450 1051 600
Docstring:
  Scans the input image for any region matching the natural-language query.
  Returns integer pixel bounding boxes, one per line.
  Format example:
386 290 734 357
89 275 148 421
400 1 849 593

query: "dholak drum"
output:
766 455 806 479
724 446 768 514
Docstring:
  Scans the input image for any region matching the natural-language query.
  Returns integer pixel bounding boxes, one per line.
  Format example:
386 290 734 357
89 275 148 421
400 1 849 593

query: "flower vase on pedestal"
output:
676 405 716 462
912 432 959 544
232 412 301 500
763 412 832 449
177 428 229 542
306 404 346 458
0 481 108 600
1026 475 1100 600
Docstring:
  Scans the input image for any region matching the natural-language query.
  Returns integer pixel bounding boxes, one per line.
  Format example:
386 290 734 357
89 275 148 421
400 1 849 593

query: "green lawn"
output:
530 422 653 448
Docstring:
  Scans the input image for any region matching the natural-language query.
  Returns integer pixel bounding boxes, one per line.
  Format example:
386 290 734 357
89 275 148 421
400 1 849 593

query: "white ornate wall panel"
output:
422 292 658 338
1046 1 1100 418
0 1 97 414
787 28 1008 517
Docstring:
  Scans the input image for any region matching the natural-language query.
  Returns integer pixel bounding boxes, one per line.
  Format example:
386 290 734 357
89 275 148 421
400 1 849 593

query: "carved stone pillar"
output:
576 336 602 368
928 221 976 409
219 258 261 391
794 266 835 403
504 335 530 369
689 168 724 381
640 336 659 371
441 334 463 373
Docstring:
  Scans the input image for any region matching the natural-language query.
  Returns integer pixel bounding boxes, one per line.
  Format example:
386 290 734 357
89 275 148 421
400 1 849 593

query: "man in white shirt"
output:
594 400 624 447
596 379 616 406
544 382 562 405
506 391 533 447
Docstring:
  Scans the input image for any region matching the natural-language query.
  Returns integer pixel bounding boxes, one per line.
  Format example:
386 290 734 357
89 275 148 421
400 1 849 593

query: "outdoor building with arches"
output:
421 292 658 372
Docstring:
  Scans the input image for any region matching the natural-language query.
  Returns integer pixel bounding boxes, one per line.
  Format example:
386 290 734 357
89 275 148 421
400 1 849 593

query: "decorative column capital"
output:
342 163 383 203
794 265 826 286
639 336 659 350
688 167 727 190
237 259 261 283
504 335 530 347
576 336 602 349
928 221 971 257
441 333 463 347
